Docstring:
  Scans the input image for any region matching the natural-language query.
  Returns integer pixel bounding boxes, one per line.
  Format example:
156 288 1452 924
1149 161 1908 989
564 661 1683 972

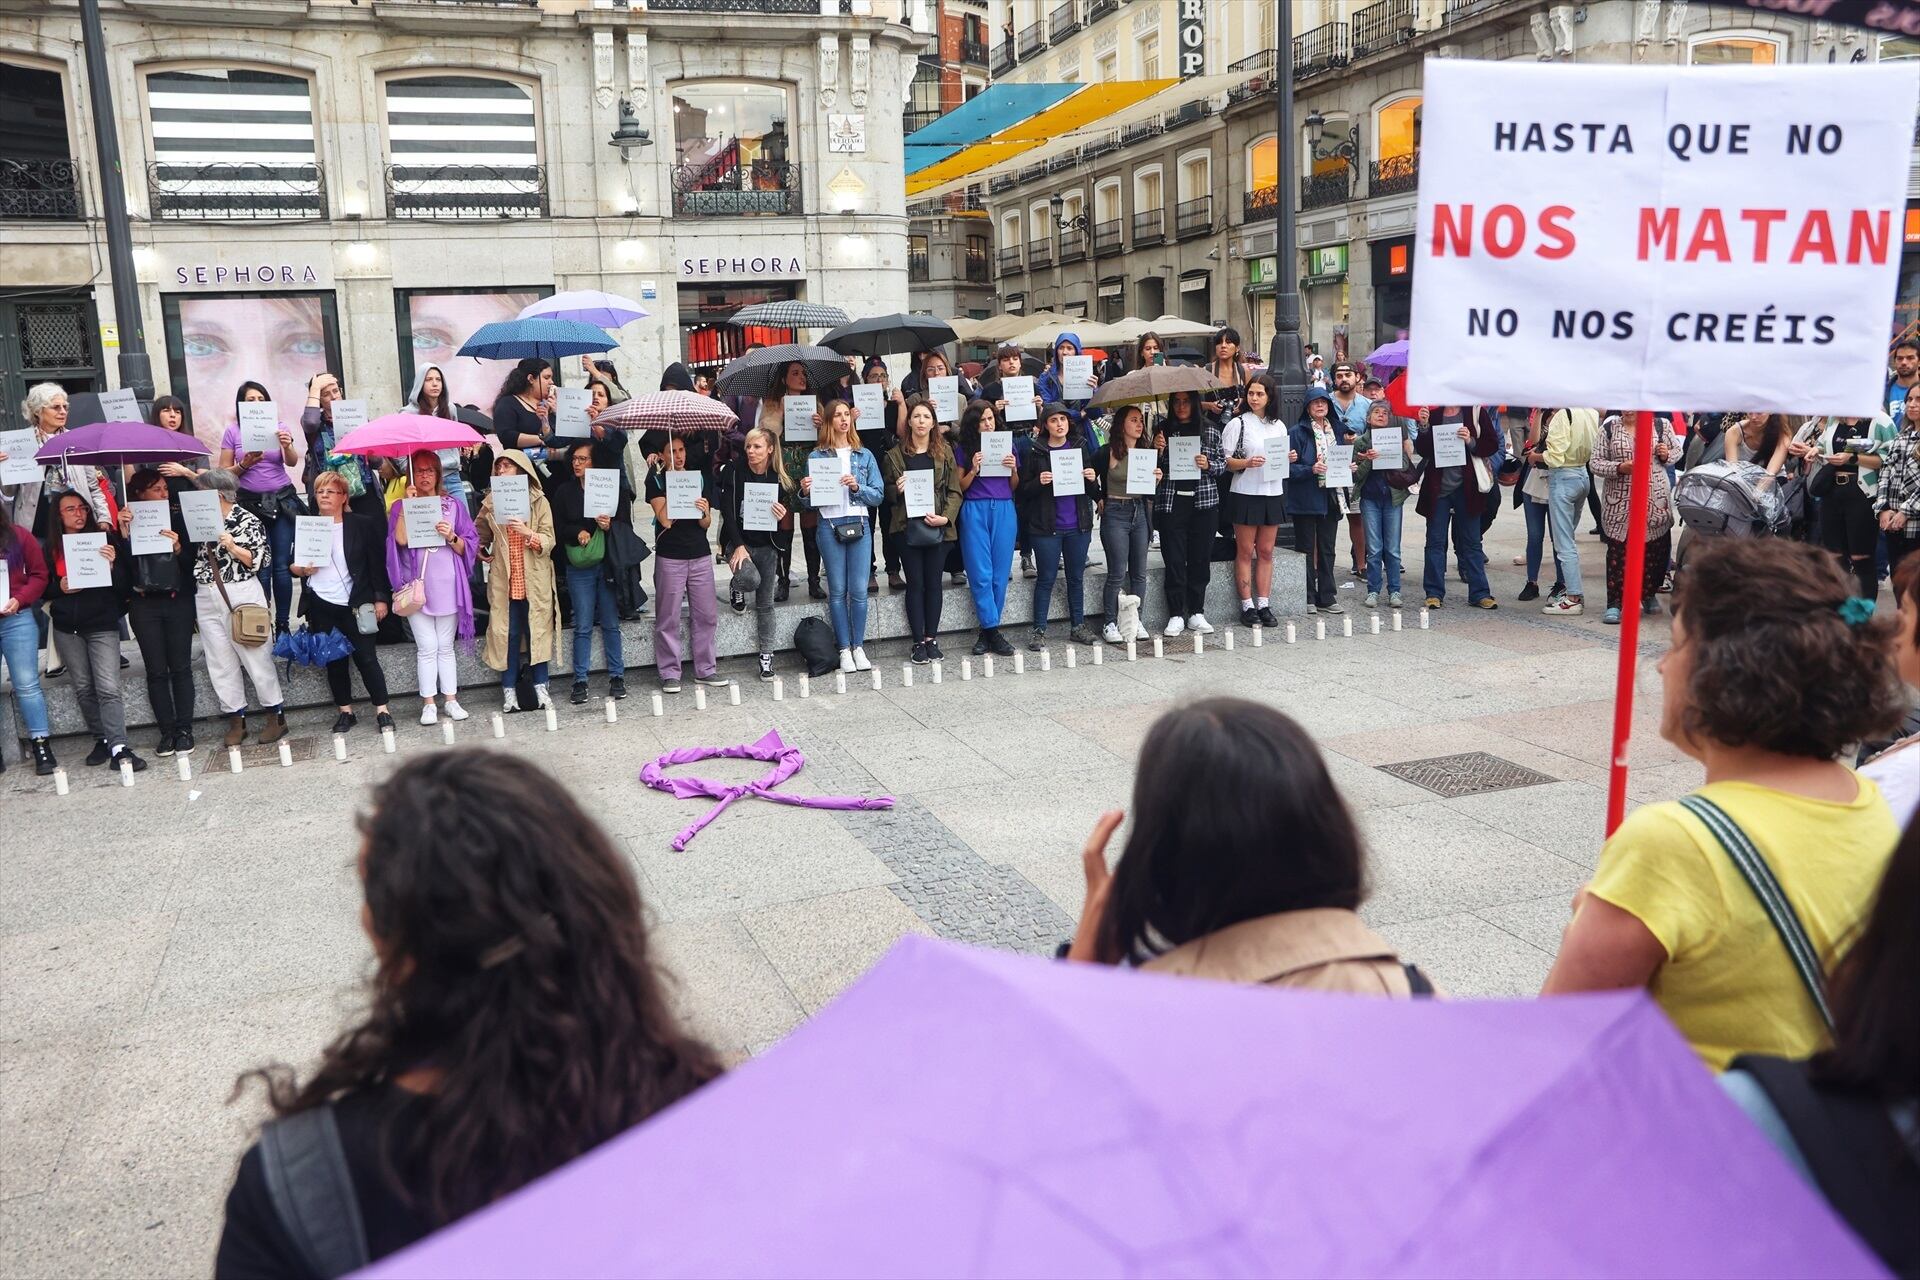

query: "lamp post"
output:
78 0 153 403
1266 0 1305 425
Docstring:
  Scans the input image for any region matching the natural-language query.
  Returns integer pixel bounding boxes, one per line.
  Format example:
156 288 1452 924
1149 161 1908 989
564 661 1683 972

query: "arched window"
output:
1373 94 1420 160
1247 133 1276 194
145 65 320 219
670 80 797 216
1001 210 1022 247
383 73 543 219
1687 32 1784 64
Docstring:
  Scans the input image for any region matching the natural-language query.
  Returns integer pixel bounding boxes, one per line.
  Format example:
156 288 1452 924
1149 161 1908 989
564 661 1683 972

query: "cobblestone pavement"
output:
0 509 1683 1277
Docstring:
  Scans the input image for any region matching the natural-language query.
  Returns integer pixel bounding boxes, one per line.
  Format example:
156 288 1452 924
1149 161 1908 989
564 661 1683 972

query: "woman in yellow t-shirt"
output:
1543 538 1906 1070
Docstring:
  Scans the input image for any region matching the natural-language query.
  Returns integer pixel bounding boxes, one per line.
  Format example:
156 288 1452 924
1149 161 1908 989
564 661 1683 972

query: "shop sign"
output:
828 114 867 154
677 246 806 279
1307 245 1348 278
1177 0 1206 78
1248 256 1274 286
171 260 326 288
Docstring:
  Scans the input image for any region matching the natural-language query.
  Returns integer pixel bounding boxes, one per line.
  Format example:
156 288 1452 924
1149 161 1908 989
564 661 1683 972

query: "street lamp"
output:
1049 191 1088 233
608 98 653 157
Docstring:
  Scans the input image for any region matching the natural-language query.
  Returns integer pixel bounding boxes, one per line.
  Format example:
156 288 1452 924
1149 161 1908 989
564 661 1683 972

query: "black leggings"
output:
900 541 947 640
304 595 390 708
1819 482 1879 598
128 590 196 732
777 519 821 583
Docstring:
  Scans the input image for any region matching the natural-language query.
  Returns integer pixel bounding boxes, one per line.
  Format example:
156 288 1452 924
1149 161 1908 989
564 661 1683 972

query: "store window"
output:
1247 133 1276 195
1373 95 1420 161
678 282 798 371
670 80 796 216
383 73 544 219
395 287 552 412
145 66 321 219
161 291 342 449
1687 33 1783 64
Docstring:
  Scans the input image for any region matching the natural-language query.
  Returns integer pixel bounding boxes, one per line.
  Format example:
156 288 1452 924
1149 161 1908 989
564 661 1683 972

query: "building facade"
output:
903 0 995 334
0 0 920 439
980 0 1906 362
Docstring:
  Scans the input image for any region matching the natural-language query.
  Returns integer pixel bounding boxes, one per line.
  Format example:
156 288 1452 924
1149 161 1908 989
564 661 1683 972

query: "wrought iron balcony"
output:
148 161 326 221
1088 0 1117 18
1369 150 1419 198
1091 217 1123 256
1292 21 1351 79
651 0 854 10
992 42 1016 76
1164 99 1214 133
672 157 799 217
904 107 941 137
1028 236 1053 268
1047 153 1077 174
1018 20 1046 58
1301 169 1351 210
988 174 1017 194
0 157 82 220
1175 195 1212 239
961 37 988 66
1132 208 1164 246
998 244 1024 273
1120 118 1163 147
1444 0 1497 20
385 163 547 220
1244 185 1277 222
908 245 930 282
1058 226 1086 262
1050 0 1080 42
1353 0 1418 56
964 244 991 283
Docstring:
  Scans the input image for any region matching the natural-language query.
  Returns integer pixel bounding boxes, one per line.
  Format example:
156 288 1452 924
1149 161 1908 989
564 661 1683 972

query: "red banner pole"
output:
1605 409 1656 835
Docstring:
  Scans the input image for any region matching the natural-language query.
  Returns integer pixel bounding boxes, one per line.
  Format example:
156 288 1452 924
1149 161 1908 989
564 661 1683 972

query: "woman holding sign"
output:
765 361 825 602
194 470 289 748
954 400 1019 658
0 503 56 774
1287 389 1355 616
647 437 728 694
717 427 793 682
1098 405 1161 644
217 380 302 637
800 400 884 674
297 472 395 735
391 452 478 723
1035 334 1100 443
1220 374 1291 628
475 451 557 713
119 468 197 756
1153 390 1225 638
1018 404 1103 651
552 446 630 706
880 397 961 665
42 491 142 772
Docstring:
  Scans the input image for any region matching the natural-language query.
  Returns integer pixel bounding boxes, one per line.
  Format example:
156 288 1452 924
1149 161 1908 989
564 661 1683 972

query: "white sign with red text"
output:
1407 59 1917 417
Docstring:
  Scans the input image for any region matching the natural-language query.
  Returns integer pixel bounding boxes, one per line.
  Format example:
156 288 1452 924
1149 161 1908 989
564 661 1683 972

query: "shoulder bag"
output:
1676 793 1836 1033
565 529 606 568
206 545 271 647
259 1106 369 1280
391 547 434 616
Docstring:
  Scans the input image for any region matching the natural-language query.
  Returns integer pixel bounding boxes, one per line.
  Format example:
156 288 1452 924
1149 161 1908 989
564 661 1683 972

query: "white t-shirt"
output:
307 522 351 607
1220 412 1287 498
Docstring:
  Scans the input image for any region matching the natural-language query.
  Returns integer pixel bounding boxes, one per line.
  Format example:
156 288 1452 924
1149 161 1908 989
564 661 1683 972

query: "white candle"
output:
1253 626 1264 647
1285 621 1296 644
833 673 845 695
1419 608 1429 630
1152 637 1163 659
334 734 349 761
962 658 972 680
228 747 243 773
1223 630 1234 650
1192 633 1203 654
931 662 942 683
1040 649 1051 671
381 727 396 754
651 691 665 716
605 697 618 724
1091 642 1103 665
120 758 135 787
983 655 994 678
870 668 882 691
799 673 811 698
729 684 741 705
1127 640 1137 662
54 767 69 795
697 685 710 709
1012 652 1024 675
1393 610 1403 632
1065 647 1076 668
1342 615 1353 638
543 704 558 731
278 740 293 767
773 676 785 700
176 754 193 781
902 663 913 686
1315 618 1326 641
442 718 458 744
491 712 506 738
1370 614 1381 635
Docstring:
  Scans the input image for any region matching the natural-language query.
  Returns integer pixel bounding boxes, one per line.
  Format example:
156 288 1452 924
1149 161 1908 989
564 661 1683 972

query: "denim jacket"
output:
804 446 885 523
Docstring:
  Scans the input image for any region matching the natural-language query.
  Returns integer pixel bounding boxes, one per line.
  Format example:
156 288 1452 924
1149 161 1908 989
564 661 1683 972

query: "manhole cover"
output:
1377 751 1557 798
205 737 320 768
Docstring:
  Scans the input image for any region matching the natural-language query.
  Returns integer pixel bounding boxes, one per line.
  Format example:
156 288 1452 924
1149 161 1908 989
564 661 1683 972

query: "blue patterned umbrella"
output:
274 626 356 670
456 318 614 361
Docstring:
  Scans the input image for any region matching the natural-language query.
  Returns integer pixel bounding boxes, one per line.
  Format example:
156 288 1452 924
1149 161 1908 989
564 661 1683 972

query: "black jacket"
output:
1016 438 1101 536
298 511 391 615
43 531 131 634
714 458 794 554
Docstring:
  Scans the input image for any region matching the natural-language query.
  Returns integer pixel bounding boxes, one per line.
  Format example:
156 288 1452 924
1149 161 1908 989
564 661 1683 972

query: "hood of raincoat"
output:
660 362 695 393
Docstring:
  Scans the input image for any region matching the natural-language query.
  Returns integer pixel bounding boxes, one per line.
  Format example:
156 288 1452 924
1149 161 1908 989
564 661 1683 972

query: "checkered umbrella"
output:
729 301 850 329
591 391 739 435
714 344 855 398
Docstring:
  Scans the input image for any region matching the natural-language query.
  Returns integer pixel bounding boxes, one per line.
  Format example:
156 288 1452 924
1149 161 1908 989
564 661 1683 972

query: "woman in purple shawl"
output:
387 450 478 725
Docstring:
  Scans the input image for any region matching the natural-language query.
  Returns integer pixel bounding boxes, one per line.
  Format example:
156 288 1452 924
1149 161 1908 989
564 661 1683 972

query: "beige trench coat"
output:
474 449 560 672
1140 908 1428 996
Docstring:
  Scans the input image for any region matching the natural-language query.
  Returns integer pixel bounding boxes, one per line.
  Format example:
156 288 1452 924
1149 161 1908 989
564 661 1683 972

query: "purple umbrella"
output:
368 938 1880 1279
1363 338 1410 369
32 421 209 466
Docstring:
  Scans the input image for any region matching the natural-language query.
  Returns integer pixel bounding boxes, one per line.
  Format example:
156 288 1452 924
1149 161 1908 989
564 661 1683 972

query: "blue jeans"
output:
1361 494 1403 594
501 598 549 689
958 497 1016 629
816 520 872 649
566 565 623 681
1100 500 1150 619
1423 489 1490 602
0 608 50 738
258 505 296 632
1523 497 1549 584
1030 526 1092 628
1546 466 1589 599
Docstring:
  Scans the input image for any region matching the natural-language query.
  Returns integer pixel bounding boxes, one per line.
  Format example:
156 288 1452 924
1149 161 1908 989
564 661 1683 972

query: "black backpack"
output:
792 615 840 677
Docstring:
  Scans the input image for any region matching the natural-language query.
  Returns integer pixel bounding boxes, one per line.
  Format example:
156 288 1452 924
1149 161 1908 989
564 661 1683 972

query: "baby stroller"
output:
1671 460 1791 569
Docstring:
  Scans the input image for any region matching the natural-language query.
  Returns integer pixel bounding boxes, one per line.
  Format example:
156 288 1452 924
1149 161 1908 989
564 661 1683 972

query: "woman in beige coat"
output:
1066 697 1434 996
474 450 559 712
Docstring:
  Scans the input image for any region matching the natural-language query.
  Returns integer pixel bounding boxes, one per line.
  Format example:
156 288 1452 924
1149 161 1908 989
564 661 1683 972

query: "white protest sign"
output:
178 489 223 542
929 376 961 423
1371 427 1405 471
742 482 779 532
491 473 530 524
0 429 41 484
1126 447 1158 496
1060 355 1094 400
237 402 279 453
0 560 8 607
1167 435 1201 481
552 388 592 439
402 497 445 547
1001 376 1037 422
1324 444 1355 489
97 387 140 423
852 384 886 432
130 501 174 556
663 471 702 520
808 455 847 518
903 469 936 519
63 533 109 589
293 515 331 567
1049 448 1086 497
583 468 620 519
1432 428 1469 469
1408 59 1918 417
328 399 368 435
978 431 1014 477
784 395 819 441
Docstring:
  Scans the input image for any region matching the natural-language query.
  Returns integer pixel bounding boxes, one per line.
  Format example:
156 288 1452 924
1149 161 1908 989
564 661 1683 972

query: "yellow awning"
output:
904 79 1177 196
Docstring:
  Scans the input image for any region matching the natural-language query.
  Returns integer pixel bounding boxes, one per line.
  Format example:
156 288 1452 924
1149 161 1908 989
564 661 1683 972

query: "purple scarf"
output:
386 494 479 642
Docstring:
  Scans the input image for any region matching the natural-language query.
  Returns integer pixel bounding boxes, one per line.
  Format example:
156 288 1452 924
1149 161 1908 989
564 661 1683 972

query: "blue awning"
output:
903 83 1080 148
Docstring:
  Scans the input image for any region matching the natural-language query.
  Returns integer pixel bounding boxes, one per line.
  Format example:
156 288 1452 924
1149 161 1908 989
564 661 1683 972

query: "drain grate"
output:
1377 751 1558 798
204 737 320 768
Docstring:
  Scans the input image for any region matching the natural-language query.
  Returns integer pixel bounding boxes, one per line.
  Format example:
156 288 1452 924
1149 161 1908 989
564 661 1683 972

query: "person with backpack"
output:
215 750 722 1279
1530 406 1599 616
1542 538 1905 1070
1588 412 1679 625
1064 697 1434 996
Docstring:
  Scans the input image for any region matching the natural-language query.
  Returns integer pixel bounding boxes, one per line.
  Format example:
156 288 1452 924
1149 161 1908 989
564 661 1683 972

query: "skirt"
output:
1227 490 1288 527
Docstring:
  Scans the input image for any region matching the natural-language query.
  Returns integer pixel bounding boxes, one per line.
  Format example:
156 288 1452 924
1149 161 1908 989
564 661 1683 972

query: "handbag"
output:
565 529 606 568
207 546 271 647
1470 453 1495 495
904 517 944 548
831 517 866 544
392 548 434 616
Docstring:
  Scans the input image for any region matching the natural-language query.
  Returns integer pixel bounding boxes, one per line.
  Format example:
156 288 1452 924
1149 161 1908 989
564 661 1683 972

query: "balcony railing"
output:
1164 99 1214 133
1018 20 1046 58
1243 185 1277 222
1353 0 1418 56
1029 237 1053 268
964 245 990 282
1444 0 1497 20
1050 0 1080 42
961 37 988 66
1092 217 1123 255
1132 208 1164 246
992 42 1016 75
908 246 930 281
148 161 326 220
1292 21 1351 78
0 157 82 220
1301 169 1351 210
672 156 799 217
998 244 1024 273
988 174 1017 194
1089 0 1118 18
385 163 547 220
904 107 941 137
1120 118 1164 147
651 0 854 9
1058 226 1086 261
1175 195 1212 239
1369 150 1419 198
1225 48 1275 106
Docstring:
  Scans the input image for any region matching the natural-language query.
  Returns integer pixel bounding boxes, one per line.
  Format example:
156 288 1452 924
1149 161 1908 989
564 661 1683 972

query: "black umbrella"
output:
820 313 958 357
715 344 854 397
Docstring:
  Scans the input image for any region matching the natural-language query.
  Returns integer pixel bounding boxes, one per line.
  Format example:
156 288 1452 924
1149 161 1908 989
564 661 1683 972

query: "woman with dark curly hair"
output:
215 751 722 1278
1543 537 1906 1070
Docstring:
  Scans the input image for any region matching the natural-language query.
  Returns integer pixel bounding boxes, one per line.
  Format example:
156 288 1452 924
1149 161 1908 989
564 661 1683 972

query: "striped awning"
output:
905 79 1178 195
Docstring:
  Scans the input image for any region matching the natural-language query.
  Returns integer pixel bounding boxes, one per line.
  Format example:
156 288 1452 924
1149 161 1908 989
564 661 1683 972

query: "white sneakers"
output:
444 699 469 722
1542 597 1585 616
1187 613 1214 635
420 701 438 726
1164 615 1186 637
852 647 872 672
1102 622 1124 644
839 648 856 673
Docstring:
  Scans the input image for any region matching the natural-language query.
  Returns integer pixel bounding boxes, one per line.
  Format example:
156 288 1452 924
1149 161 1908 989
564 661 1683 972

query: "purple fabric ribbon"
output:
639 729 894 851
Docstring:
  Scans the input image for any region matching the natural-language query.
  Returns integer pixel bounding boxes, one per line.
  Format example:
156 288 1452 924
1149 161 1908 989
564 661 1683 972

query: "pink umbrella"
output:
331 413 485 458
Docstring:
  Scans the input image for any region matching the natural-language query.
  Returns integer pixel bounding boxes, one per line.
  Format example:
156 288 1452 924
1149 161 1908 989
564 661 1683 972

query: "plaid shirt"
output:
1155 423 1226 513
1873 424 1920 519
